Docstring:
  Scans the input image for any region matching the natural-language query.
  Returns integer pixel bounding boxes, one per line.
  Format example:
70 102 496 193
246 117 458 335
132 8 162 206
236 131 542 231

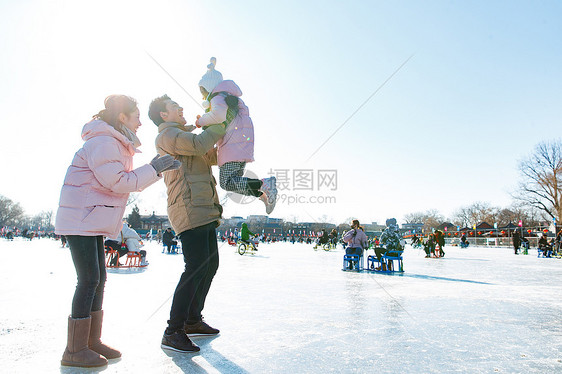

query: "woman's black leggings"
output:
66 235 106 318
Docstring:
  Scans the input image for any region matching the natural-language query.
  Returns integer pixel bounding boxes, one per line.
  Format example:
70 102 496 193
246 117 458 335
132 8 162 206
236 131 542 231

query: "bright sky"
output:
1 0 561 225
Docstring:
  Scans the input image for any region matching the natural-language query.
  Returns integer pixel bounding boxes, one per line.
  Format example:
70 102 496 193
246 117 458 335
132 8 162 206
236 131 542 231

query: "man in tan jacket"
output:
149 94 226 353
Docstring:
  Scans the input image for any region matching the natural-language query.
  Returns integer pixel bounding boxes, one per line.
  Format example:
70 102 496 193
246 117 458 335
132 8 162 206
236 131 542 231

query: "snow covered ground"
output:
1 237 561 373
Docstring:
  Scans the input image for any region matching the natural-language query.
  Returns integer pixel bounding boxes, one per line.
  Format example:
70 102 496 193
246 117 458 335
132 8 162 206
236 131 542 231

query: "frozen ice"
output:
1 238 561 373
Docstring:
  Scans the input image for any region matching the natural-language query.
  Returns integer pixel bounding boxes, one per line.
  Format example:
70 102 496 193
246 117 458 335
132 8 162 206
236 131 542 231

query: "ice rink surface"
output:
1 237 561 373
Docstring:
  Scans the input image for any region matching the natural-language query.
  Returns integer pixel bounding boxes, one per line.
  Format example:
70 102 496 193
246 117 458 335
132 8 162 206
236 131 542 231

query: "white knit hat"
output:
198 57 223 93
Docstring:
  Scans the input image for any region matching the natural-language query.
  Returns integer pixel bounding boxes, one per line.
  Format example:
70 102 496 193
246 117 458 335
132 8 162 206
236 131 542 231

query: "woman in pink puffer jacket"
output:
55 95 179 368
195 58 278 214
343 220 368 270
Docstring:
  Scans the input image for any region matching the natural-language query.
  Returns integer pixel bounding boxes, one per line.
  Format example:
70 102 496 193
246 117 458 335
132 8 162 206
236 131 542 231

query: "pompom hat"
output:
198 57 223 93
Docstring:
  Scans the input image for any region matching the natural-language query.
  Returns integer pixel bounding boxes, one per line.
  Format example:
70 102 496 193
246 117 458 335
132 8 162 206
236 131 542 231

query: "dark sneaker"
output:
184 320 220 336
161 331 200 352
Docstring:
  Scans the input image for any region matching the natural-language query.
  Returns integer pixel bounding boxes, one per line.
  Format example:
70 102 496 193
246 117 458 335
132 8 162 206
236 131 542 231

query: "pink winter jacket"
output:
55 120 160 238
343 229 368 249
196 80 255 167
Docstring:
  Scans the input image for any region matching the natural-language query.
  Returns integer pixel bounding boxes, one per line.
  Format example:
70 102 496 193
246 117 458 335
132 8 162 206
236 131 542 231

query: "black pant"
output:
424 244 435 256
375 247 387 260
167 222 219 333
513 243 520 254
67 235 106 319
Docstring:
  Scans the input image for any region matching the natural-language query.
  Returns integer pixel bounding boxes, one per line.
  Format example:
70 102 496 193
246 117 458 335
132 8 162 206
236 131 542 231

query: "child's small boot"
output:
88 310 121 359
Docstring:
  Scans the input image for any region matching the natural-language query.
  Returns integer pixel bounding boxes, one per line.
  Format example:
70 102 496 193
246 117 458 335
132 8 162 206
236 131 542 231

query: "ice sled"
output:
105 246 147 268
342 254 363 272
366 250 404 273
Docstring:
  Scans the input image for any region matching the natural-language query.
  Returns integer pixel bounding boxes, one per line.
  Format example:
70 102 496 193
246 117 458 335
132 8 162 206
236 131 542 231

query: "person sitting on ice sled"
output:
375 218 403 270
343 220 368 269
195 57 277 214
105 222 148 266
538 232 553 257
315 229 330 248
460 233 469 248
240 223 259 250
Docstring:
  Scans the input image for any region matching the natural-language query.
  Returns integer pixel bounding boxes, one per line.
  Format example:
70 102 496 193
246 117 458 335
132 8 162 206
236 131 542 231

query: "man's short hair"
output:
148 94 171 126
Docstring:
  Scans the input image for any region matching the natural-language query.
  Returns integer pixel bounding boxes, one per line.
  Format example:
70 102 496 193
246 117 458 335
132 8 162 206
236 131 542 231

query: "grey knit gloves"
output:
150 154 181 174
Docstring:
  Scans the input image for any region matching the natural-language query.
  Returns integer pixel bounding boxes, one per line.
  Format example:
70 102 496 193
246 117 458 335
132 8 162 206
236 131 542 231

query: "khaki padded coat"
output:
155 122 226 234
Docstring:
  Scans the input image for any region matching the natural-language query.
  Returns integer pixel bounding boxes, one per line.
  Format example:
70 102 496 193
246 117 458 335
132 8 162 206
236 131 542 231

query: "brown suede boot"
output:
89 310 121 359
61 316 107 367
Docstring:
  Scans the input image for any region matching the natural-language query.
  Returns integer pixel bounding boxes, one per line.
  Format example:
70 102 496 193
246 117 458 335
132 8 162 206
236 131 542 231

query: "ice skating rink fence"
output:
446 236 542 248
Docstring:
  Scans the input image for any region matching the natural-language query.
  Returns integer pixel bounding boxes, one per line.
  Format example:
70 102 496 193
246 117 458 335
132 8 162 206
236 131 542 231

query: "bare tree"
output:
423 209 444 231
451 206 471 227
0 195 25 227
336 222 351 232
452 202 499 227
403 212 426 224
495 204 539 227
33 211 54 230
496 208 518 227
127 193 139 207
247 215 267 233
318 214 332 224
282 217 295 235
403 210 444 231
43 211 53 228
336 216 355 233
515 204 542 228
451 201 542 229
514 140 562 222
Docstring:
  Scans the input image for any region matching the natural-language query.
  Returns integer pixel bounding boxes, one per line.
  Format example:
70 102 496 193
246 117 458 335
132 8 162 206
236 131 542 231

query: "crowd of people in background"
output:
7 224 562 259
1 226 60 240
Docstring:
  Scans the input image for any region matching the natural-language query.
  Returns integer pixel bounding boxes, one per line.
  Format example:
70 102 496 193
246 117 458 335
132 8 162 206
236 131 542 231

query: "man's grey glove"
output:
150 154 181 174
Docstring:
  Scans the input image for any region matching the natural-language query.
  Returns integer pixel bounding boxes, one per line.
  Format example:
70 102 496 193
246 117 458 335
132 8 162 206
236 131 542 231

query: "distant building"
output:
218 216 284 237
401 222 424 235
247 215 268 223
289 223 313 237
364 222 386 231
264 217 284 237
221 216 244 227
475 222 493 230
217 216 244 236
364 222 387 237
437 222 457 232
139 213 170 232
